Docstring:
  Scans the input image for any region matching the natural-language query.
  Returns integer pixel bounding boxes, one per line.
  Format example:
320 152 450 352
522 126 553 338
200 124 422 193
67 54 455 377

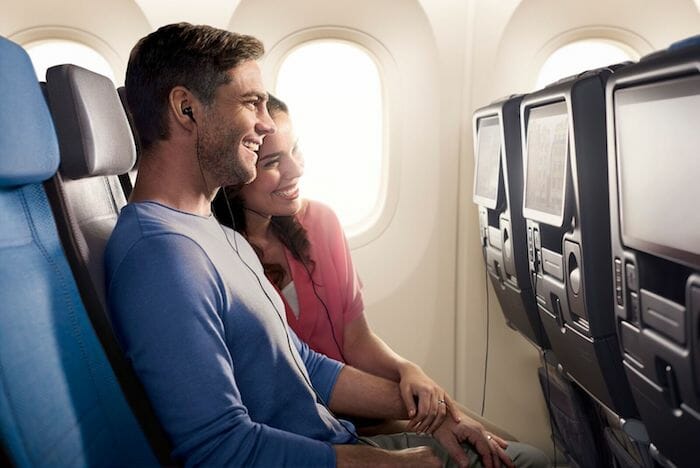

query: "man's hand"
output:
433 412 514 468
335 445 441 467
399 362 462 434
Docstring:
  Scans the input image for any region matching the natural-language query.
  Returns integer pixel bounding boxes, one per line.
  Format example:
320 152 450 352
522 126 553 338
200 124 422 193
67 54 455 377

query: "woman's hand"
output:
399 362 462 434
433 412 513 468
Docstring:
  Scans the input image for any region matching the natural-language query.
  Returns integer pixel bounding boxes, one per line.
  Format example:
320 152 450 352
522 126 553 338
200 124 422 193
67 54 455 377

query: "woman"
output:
215 95 515 441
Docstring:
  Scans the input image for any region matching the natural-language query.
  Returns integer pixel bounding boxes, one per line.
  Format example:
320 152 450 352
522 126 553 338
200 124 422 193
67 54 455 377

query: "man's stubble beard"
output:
198 122 256 190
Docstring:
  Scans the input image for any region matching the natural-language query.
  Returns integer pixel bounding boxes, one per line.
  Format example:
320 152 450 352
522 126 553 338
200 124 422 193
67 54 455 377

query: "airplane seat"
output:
42 64 175 465
520 63 637 416
0 36 159 466
472 94 550 349
116 85 138 198
520 64 654 466
606 37 700 468
44 64 133 308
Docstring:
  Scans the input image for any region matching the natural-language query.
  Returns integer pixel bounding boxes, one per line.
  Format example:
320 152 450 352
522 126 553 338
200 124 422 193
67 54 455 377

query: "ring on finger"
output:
437 399 446 405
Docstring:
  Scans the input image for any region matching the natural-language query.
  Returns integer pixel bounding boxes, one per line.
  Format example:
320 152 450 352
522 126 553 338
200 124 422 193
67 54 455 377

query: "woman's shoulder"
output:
298 199 342 227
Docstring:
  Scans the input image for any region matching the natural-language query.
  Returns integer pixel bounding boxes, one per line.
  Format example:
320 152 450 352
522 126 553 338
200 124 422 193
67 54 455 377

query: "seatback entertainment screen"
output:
474 115 502 208
523 101 569 226
615 74 700 267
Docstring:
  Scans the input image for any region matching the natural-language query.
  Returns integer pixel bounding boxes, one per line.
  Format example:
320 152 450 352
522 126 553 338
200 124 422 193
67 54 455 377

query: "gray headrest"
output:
46 64 136 179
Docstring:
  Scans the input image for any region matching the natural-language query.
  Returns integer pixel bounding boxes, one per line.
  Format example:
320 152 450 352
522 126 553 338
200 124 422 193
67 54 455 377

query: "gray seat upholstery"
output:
45 64 135 310
44 64 174 465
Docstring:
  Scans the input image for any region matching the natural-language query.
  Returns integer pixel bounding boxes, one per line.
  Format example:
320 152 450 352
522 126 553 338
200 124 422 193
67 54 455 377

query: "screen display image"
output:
474 116 502 207
523 101 569 225
616 74 700 266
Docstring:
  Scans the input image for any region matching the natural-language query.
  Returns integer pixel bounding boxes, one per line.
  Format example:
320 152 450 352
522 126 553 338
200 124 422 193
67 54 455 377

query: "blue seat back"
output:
0 36 158 467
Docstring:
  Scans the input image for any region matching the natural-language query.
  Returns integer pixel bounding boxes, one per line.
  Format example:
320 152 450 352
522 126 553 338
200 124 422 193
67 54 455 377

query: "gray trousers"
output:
364 433 551 468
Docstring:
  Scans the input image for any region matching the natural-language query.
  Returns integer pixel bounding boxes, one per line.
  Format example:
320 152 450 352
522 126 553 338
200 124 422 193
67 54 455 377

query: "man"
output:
106 22 549 467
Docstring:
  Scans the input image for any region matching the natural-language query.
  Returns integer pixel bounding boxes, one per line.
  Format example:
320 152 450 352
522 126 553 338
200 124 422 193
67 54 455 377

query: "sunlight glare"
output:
536 40 636 89
25 40 116 83
276 40 384 233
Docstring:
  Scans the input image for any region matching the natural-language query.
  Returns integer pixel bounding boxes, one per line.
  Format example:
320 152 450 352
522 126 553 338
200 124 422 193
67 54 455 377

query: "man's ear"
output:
169 86 198 129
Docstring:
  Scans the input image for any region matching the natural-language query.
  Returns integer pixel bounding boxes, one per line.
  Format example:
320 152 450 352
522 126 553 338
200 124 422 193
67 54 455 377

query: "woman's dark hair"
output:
213 94 313 289
266 93 288 115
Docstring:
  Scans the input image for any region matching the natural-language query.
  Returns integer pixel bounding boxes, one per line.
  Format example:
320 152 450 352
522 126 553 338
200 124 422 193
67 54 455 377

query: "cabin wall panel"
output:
1 0 152 82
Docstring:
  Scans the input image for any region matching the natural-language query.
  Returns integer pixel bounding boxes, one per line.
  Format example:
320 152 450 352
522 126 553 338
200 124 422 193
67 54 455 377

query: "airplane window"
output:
275 40 384 236
536 40 637 89
24 39 116 83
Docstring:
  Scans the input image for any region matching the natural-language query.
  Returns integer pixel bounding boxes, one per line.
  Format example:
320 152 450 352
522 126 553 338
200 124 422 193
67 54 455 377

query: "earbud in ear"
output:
182 106 195 122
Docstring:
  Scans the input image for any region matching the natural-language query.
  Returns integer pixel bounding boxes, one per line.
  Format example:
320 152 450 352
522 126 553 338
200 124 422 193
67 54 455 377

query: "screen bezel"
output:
614 73 700 269
521 100 570 228
473 114 503 209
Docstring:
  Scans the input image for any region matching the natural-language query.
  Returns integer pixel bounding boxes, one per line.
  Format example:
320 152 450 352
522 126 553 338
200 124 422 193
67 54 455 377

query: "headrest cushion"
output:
46 64 136 179
0 37 60 187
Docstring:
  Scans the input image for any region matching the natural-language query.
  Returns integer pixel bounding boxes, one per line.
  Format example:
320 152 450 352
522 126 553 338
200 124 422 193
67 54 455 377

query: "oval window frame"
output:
10 26 121 82
262 27 400 248
532 26 652 89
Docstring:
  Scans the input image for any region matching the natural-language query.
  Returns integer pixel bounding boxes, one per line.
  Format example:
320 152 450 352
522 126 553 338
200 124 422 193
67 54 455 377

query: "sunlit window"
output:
25 39 116 83
275 40 384 235
536 40 637 89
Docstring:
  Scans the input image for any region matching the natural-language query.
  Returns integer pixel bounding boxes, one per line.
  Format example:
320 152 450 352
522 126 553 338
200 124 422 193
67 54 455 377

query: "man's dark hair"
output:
125 22 264 151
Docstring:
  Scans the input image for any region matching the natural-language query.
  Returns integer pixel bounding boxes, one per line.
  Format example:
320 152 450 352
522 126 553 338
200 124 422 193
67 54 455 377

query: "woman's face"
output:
239 111 304 217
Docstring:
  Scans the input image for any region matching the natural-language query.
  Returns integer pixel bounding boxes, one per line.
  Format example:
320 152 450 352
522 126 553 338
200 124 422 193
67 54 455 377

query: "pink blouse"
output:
283 200 364 362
